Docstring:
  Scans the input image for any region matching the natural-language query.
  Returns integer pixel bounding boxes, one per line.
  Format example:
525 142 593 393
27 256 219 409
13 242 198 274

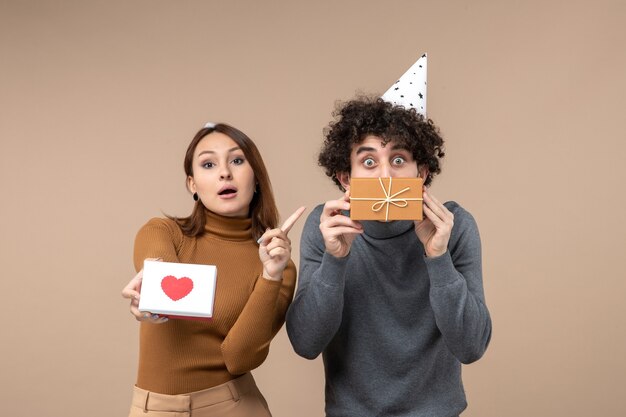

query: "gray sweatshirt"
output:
286 202 492 417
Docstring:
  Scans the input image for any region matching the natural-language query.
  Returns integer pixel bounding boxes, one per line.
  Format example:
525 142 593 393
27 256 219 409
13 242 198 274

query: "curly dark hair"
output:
319 96 445 189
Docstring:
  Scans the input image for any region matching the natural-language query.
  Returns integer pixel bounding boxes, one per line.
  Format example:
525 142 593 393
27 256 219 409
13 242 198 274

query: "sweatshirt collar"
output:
203 209 253 242
361 219 414 240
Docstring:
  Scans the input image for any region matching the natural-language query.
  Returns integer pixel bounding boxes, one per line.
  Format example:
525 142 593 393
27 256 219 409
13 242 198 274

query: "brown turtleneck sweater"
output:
133 210 296 395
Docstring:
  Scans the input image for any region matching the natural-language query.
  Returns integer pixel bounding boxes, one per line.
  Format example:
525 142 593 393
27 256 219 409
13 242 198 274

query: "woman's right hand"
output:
320 191 363 258
121 258 169 324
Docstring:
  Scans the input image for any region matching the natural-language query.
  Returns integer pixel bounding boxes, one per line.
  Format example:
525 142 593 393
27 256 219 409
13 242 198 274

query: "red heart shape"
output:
161 275 194 301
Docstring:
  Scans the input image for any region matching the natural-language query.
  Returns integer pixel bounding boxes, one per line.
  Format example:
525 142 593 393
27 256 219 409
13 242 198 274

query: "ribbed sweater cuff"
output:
318 252 350 288
424 251 460 287
254 275 283 298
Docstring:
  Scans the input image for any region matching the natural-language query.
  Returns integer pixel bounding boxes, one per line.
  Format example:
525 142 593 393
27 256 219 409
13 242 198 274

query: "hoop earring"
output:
193 192 199 201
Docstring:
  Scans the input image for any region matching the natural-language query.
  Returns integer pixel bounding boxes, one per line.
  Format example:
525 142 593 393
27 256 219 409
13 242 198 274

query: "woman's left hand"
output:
259 228 292 281
258 207 306 281
414 189 454 258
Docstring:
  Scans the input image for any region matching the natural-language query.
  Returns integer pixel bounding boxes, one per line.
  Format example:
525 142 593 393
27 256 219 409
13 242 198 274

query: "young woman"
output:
122 123 301 417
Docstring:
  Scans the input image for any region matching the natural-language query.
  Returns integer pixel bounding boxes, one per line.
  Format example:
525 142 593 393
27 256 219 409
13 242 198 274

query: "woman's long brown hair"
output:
168 124 279 241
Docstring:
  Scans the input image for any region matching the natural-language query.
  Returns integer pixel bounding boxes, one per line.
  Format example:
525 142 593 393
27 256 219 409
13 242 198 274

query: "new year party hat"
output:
381 53 427 116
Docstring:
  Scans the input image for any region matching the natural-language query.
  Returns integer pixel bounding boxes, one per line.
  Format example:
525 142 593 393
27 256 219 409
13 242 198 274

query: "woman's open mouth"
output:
218 186 238 199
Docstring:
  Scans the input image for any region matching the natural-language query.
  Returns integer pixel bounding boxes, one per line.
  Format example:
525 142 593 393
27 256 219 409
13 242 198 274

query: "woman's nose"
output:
219 166 232 180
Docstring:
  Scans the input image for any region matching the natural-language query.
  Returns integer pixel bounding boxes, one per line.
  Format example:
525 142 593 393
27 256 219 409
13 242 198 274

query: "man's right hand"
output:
319 191 363 258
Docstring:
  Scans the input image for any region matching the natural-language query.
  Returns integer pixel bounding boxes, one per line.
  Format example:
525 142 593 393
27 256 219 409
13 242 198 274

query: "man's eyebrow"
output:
355 146 377 155
391 144 410 151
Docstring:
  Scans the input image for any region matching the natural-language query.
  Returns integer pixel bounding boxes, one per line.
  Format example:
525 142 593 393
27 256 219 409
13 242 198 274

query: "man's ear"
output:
418 166 430 183
187 176 196 194
337 171 351 191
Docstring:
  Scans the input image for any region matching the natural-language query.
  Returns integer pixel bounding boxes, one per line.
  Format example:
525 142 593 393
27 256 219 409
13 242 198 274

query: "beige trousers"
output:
128 373 271 417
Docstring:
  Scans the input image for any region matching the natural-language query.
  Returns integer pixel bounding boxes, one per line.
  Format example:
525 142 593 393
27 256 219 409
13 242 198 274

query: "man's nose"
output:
379 162 391 178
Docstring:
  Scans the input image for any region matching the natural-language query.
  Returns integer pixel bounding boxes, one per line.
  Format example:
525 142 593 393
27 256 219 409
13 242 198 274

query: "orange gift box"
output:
349 177 423 221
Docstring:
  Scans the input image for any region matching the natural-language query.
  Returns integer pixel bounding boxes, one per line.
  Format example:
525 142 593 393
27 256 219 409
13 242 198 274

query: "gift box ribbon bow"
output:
350 177 423 221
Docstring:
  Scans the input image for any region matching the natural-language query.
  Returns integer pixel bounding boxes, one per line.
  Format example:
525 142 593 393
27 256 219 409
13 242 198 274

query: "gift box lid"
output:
350 177 423 221
138 260 217 319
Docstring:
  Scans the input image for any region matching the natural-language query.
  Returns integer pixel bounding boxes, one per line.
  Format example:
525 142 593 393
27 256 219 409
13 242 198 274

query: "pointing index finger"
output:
281 206 306 234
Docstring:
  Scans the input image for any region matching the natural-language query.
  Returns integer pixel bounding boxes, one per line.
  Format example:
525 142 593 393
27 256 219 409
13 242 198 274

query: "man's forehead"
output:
353 138 409 153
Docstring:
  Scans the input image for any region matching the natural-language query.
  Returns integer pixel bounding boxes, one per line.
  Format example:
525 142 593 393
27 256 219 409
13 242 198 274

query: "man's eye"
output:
393 157 405 165
364 158 375 167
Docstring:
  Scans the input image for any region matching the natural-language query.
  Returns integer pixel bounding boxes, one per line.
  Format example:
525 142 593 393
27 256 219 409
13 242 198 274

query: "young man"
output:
286 96 492 417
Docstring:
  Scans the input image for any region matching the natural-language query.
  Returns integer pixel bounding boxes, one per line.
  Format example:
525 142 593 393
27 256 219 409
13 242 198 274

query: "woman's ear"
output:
186 176 196 194
337 171 351 191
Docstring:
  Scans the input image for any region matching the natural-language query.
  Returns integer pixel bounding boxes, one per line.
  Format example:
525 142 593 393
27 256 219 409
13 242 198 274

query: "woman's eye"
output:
232 157 245 165
202 162 214 168
392 157 405 165
364 158 375 167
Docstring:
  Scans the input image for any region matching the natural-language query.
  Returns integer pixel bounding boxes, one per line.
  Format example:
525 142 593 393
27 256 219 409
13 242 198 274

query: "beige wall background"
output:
1 1 625 416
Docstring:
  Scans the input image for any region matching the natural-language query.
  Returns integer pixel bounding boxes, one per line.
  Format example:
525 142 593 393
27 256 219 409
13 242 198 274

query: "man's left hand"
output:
414 189 453 258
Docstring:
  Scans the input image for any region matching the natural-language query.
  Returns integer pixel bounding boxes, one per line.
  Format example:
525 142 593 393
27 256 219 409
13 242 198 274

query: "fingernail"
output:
152 314 160 319
162 318 169 322
143 312 150 318
256 236 264 244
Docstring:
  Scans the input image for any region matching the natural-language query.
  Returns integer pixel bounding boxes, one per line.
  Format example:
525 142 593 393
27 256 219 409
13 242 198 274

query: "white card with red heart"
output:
138 260 217 319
